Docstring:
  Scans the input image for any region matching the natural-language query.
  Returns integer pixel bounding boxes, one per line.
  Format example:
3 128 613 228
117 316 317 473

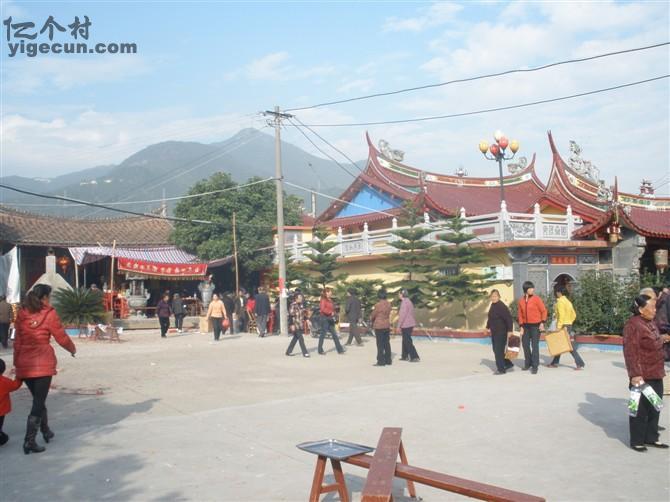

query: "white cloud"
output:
224 52 335 82
364 1 669 195
0 0 28 17
337 79 374 94
383 2 463 32
3 55 150 94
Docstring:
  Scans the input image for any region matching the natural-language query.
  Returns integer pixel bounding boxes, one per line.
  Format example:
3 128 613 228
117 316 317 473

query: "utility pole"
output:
264 106 293 337
232 211 240 296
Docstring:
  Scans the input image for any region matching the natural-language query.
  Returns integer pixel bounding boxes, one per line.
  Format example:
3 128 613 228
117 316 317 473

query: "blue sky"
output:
1 1 669 196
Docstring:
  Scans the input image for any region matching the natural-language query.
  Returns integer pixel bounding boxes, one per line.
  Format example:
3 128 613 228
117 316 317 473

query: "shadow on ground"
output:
3 391 175 501
321 473 417 502
577 391 629 446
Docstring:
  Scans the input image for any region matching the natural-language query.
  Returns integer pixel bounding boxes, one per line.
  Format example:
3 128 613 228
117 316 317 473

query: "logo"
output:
4 15 138 58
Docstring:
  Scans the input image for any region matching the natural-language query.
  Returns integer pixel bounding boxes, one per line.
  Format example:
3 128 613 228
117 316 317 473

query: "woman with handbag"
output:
207 293 229 341
547 286 585 370
623 294 669 452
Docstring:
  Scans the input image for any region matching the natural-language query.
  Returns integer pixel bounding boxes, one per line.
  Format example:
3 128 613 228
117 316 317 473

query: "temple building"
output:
0 208 207 318
283 131 669 328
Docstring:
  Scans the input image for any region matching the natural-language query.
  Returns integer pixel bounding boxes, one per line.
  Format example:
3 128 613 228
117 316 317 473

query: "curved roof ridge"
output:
366 131 540 184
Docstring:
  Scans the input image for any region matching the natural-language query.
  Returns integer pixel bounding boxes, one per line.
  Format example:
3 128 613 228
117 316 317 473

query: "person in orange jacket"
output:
517 281 547 374
0 358 23 446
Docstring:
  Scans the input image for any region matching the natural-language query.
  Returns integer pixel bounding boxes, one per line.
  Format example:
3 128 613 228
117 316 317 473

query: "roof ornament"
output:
568 140 600 183
378 139 405 162
506 156 527 174
455 165 468 177
596 180 613 202
639 179 655 198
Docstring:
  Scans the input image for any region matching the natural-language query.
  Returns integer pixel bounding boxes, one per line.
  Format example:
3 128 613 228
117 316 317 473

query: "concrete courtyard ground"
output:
0 330 668 502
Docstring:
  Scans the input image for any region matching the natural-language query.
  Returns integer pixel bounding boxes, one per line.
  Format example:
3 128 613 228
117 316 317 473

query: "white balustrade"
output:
285 208 583 261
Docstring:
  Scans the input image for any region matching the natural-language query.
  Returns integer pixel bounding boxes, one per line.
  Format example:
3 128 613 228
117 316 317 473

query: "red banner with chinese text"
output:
117 258 207 278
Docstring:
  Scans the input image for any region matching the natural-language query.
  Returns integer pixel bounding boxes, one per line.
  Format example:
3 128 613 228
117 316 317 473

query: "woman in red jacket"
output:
317 288 345 355
13 284 76 454
623 294 669 452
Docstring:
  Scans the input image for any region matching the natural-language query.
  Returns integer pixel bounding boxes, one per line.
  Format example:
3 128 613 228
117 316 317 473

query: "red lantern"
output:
498 136 509 150
57 255 70 273
489 143 500 156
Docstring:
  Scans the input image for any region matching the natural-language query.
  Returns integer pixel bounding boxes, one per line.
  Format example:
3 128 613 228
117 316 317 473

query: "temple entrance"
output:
552 273 576 295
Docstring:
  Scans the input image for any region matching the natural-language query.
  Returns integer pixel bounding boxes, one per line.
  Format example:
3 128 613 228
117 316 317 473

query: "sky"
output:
1 0 669 196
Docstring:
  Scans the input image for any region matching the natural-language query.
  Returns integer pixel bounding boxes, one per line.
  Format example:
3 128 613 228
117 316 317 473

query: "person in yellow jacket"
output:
548 285 585 370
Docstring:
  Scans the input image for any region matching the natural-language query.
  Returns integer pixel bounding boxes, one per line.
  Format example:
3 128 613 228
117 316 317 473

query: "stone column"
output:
508 248 533 300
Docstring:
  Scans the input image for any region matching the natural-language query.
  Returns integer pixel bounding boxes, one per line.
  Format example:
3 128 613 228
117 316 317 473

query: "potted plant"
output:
52 287 106 336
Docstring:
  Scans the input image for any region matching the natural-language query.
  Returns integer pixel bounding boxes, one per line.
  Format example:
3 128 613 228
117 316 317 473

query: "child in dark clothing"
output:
0 358 22 446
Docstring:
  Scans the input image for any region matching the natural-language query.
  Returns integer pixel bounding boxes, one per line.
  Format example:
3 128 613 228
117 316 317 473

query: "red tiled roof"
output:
322 207 404 229
573 206 670 239
0 206 174 247
317 133 546 222
621 206 670 238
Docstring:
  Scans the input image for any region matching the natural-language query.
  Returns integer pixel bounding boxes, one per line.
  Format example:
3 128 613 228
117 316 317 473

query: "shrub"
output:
572 271 639 335
52 287 106 329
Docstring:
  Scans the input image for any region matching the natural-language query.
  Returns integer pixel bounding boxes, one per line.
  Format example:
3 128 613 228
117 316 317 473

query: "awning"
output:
69 246 200 266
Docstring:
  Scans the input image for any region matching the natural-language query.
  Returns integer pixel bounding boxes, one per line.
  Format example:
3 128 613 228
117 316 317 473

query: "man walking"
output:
254 287 271 337
235 289 248 333
517 281 547 374
344 288 362 346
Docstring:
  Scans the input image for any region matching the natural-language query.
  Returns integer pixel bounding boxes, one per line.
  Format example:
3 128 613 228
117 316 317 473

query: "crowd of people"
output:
0 280 668 455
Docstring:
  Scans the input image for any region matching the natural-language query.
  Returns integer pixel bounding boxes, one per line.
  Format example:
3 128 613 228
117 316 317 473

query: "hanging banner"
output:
117 258 207 278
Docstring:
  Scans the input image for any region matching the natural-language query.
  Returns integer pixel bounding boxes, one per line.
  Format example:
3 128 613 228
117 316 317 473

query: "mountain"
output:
0 128 360 218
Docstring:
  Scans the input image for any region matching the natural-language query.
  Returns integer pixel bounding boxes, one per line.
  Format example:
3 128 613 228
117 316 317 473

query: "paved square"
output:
0 331 668 501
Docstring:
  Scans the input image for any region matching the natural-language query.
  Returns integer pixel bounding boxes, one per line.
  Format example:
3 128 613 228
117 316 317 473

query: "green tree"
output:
52 288 106 333
171 173 302 281
427 215 493 329
383 201 434 308
334 278 384 323
572 271 639 334
297 227 348 301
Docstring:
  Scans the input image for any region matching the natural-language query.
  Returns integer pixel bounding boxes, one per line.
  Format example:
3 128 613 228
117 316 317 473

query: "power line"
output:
285 42 670 112
286 118 359 178
284 180 396 217
82 126 267 217
292 75 670 127
292 117 364 173
0 183 215 225
1 177 276 208
292 116 414 195
0 184 279 229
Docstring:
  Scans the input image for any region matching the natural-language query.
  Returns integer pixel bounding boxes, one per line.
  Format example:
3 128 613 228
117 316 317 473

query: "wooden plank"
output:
346 454 544 502
361 427 403 502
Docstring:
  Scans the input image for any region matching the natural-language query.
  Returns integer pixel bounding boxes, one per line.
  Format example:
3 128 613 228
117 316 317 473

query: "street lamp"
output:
478 130 520 203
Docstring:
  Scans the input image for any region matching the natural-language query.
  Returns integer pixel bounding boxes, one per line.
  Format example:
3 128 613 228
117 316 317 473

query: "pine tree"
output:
334 278 384 323
427 215 493 329
383 201 434 308
298 227 348 301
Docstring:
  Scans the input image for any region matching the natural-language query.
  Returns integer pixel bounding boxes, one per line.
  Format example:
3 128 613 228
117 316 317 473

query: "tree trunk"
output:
462 300 469 330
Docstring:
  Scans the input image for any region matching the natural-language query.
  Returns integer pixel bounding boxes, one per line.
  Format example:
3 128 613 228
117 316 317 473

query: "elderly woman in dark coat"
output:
623 294 670 452
486 289 514 374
